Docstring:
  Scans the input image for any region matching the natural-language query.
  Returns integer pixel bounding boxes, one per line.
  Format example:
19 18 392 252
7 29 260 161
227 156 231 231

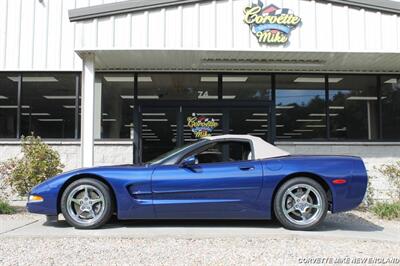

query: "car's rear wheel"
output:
274 177 328 231
61 178 113 229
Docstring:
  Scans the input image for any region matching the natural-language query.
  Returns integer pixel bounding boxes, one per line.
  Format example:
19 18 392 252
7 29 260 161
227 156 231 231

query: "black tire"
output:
60 178 114 229
273 177 328 231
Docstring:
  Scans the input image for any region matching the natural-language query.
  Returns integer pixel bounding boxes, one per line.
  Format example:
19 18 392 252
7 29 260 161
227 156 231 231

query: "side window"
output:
195 141 253 164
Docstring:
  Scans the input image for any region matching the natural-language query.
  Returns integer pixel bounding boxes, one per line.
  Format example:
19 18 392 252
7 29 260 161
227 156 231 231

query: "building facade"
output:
1 0 400 199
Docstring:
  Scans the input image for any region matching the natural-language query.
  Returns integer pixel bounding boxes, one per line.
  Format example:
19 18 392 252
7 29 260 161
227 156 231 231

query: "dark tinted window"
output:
138 74 218 100
195 141 252 164
21 73 77 138
276 75 326 140
223 75 271 100
329 75 378 140
229 109 269 141
381 76 400 139
100 74 134 139
0 74 18 138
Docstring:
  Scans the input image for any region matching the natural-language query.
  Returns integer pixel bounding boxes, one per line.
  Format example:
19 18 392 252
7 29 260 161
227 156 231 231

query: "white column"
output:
81 53 95 167
94 75 102 140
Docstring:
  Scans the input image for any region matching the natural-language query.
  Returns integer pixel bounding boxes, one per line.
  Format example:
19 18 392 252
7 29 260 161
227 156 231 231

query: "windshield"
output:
148 139 206 165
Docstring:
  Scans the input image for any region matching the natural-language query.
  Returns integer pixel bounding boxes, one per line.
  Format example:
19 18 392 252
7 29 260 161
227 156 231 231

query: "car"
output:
27 134 368 230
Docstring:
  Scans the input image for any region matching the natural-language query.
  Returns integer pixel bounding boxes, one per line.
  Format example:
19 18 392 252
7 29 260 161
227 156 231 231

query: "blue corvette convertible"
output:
27 135 368 230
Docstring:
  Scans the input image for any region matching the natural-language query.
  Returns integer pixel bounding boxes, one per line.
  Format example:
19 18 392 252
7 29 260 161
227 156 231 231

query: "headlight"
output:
29 195 44 203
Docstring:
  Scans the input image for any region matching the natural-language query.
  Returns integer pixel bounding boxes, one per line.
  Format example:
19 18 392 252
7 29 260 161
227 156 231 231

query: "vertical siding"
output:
47 0 63 69
199 1 216 49
181 4 197 48
115 14 130 48
165 7 181 48
331 5 349 50
19 0 36 69
281 0 300 48
0 0 81 71
61 0 77 69
215 0 231 49
74 0 400 53
5 0 22 69
315 2 333 50
131 12 148 48
0 0 8 69
381 14 398 51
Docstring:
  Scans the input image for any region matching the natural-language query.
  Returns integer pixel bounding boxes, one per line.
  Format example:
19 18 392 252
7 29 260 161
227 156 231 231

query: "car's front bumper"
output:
26 184 58 216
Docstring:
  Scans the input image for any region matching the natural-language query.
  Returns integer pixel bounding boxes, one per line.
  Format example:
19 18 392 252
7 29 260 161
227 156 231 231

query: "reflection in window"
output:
100 74 134 139
195 141 253 164
229 109 268 140
142 109 177 162
138 74 218 100
0 74 19 138
329 76 378 140
223 75 271 100
21 73 77 138
276 75 326 140
381 77 400 139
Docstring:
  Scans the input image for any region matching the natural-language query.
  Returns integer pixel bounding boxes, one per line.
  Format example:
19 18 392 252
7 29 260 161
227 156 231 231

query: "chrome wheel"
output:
281 184 323 226
66 185 106 225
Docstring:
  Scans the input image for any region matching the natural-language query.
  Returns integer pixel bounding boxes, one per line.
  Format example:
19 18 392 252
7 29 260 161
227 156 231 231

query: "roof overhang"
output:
69 0 400 22
76 49 400 73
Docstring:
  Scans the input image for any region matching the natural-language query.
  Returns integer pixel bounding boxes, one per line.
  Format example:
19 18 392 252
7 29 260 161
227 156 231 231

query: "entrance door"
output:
182 106 270 142
137 105 271 163
140 107 179 162
181 107 225 144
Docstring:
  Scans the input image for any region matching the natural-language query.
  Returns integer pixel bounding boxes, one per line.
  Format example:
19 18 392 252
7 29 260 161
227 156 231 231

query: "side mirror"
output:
181 155 197 168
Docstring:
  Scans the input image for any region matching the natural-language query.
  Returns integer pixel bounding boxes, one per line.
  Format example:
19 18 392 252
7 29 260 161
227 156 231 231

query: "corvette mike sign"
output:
244 1 301 45
187 113 219 138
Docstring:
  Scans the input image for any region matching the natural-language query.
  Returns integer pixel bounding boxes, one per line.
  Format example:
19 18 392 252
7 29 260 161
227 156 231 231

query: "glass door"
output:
182 108 225 144
137 104 271 163
140 107 179 162
181 106 270 142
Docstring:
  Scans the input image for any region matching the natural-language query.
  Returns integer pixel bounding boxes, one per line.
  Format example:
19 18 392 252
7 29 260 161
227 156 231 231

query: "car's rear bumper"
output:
331 158 368 213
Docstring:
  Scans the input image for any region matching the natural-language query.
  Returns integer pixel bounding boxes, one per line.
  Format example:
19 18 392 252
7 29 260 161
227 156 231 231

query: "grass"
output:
0 199 16 215
372 202 400 220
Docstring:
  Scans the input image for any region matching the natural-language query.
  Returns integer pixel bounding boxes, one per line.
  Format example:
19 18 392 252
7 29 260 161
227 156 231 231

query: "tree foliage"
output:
379 161 400 201
0 135 64 197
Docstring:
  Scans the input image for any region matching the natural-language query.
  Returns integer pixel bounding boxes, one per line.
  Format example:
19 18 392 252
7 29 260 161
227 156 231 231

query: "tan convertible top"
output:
204 134 290 159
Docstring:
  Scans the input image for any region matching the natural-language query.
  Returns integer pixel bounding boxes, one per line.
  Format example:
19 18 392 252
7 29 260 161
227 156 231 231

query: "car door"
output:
151 140 264 219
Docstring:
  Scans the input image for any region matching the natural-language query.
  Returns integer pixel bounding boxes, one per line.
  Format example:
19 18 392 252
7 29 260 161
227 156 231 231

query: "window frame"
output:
274 73 384 142
0 72 81 140
0 71 398 142
177 139 255 166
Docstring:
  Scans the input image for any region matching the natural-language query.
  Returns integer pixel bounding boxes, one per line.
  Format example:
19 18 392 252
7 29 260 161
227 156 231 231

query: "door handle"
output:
239 166 255 171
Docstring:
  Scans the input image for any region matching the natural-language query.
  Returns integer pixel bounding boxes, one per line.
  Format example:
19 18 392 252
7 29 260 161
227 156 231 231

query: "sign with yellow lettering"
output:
243 1 301 45
187 113 219 138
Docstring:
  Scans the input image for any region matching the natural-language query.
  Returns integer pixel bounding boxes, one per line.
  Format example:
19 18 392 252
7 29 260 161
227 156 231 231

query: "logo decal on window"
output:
187 113 219 138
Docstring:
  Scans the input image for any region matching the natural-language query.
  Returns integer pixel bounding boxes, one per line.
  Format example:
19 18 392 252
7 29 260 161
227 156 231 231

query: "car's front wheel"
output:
274 177 328 230
61 178 114 229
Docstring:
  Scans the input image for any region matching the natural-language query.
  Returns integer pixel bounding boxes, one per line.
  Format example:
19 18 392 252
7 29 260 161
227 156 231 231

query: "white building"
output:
1 0 400 199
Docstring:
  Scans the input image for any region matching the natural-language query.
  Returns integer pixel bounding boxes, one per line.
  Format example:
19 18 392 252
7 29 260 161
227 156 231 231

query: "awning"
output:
77 49 400 73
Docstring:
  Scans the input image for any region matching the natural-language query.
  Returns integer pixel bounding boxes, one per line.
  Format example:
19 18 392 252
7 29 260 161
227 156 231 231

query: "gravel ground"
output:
326 210 400 230
0 236 399 265
1 210 399 266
